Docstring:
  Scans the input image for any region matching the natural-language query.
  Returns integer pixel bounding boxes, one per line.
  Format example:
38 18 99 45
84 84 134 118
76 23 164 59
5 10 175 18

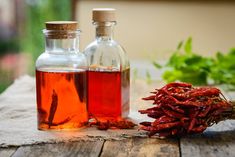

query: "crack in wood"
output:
0 147 18 157
98 140 105 157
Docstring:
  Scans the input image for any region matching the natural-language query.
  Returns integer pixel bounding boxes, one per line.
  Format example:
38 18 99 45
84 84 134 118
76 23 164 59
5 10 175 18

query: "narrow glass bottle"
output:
84 8 130 121
35 21 88 130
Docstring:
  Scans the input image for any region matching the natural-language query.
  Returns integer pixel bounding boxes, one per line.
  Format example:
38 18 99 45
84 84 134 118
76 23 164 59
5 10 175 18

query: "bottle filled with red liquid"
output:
84 8 130 121
35 21 88 130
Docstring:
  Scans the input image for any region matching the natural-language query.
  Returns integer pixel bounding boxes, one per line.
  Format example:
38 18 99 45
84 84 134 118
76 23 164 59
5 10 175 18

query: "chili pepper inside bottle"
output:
84 8 130 121
35 21 88 130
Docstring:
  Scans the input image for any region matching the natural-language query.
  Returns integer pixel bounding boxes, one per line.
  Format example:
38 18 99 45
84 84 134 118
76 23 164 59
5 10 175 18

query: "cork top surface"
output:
92 8 116 22
45 21 78 31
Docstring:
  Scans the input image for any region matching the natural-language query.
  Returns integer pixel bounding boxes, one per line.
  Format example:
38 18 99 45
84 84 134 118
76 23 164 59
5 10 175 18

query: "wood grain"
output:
11 140 104 157
181 130 235 157
100 137 179 157
0 147 18 157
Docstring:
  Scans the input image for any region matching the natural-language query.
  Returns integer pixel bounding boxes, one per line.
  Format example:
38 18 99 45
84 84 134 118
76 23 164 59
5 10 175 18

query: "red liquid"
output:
87 68 130 121
36 70 88 130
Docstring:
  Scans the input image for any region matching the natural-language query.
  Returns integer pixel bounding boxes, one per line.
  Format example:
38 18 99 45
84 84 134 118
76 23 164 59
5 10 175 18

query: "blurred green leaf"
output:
177 41 183 51
184 37 192 54
163 70 182 83
132 68 138 82
146 70 152 84
152 61 162 69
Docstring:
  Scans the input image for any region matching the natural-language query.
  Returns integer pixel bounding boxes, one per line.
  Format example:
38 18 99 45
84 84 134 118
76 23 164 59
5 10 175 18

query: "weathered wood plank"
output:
181 130 235 157
0 147 18 157
12 140 104 157
100 137 179 157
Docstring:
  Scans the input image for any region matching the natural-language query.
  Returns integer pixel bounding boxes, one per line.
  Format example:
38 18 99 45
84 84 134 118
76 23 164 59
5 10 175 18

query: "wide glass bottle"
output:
35 21 88 130
84 8 130 121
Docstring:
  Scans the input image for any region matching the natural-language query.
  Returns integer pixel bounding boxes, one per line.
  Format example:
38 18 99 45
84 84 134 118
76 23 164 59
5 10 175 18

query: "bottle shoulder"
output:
83 39 129 69
36 51 87 71
84 40 126 56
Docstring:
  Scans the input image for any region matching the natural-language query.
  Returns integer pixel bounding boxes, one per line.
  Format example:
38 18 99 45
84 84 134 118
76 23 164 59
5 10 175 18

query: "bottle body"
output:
36 69 87 130
35 23 88 130
84 22 130 121
87 68 130 120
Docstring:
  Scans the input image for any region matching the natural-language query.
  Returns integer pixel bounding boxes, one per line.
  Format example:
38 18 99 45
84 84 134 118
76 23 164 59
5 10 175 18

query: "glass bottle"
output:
84 8 130 121
35 21 88 130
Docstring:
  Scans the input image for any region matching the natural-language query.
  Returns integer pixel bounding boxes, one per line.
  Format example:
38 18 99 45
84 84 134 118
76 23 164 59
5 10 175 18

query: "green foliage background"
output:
154 37 235 90
22 0 72 72
0 0 72 93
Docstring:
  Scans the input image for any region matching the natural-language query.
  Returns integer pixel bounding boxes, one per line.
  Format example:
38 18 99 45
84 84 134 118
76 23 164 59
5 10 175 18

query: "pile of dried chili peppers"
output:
139 82 235 137
90 119 136 130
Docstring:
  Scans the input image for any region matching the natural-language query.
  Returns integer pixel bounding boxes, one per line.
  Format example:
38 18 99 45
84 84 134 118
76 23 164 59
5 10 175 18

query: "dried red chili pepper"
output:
43 117 72 127
152 116 176 126
164 103 185 113
90 118 136 130
48 90 58 128
139 82 235 137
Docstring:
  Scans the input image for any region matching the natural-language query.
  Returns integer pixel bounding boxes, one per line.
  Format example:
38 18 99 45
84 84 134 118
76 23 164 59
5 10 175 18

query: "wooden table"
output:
1 133 235 157
0 76 235 157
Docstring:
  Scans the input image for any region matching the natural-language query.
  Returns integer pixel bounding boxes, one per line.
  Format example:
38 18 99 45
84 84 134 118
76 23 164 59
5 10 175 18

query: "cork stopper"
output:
92 8 116 22
45 21 78 30
45 21 79 39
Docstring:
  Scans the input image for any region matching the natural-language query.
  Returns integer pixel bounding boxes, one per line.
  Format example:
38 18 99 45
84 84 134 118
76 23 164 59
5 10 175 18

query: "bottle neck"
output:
43 30 80 53
94 21 116 41
45 38 79 53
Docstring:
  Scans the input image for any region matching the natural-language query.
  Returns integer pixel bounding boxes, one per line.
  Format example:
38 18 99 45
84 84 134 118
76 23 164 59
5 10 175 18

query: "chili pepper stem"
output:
231 102 235 119
225 102 235 120
221 102 235 120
